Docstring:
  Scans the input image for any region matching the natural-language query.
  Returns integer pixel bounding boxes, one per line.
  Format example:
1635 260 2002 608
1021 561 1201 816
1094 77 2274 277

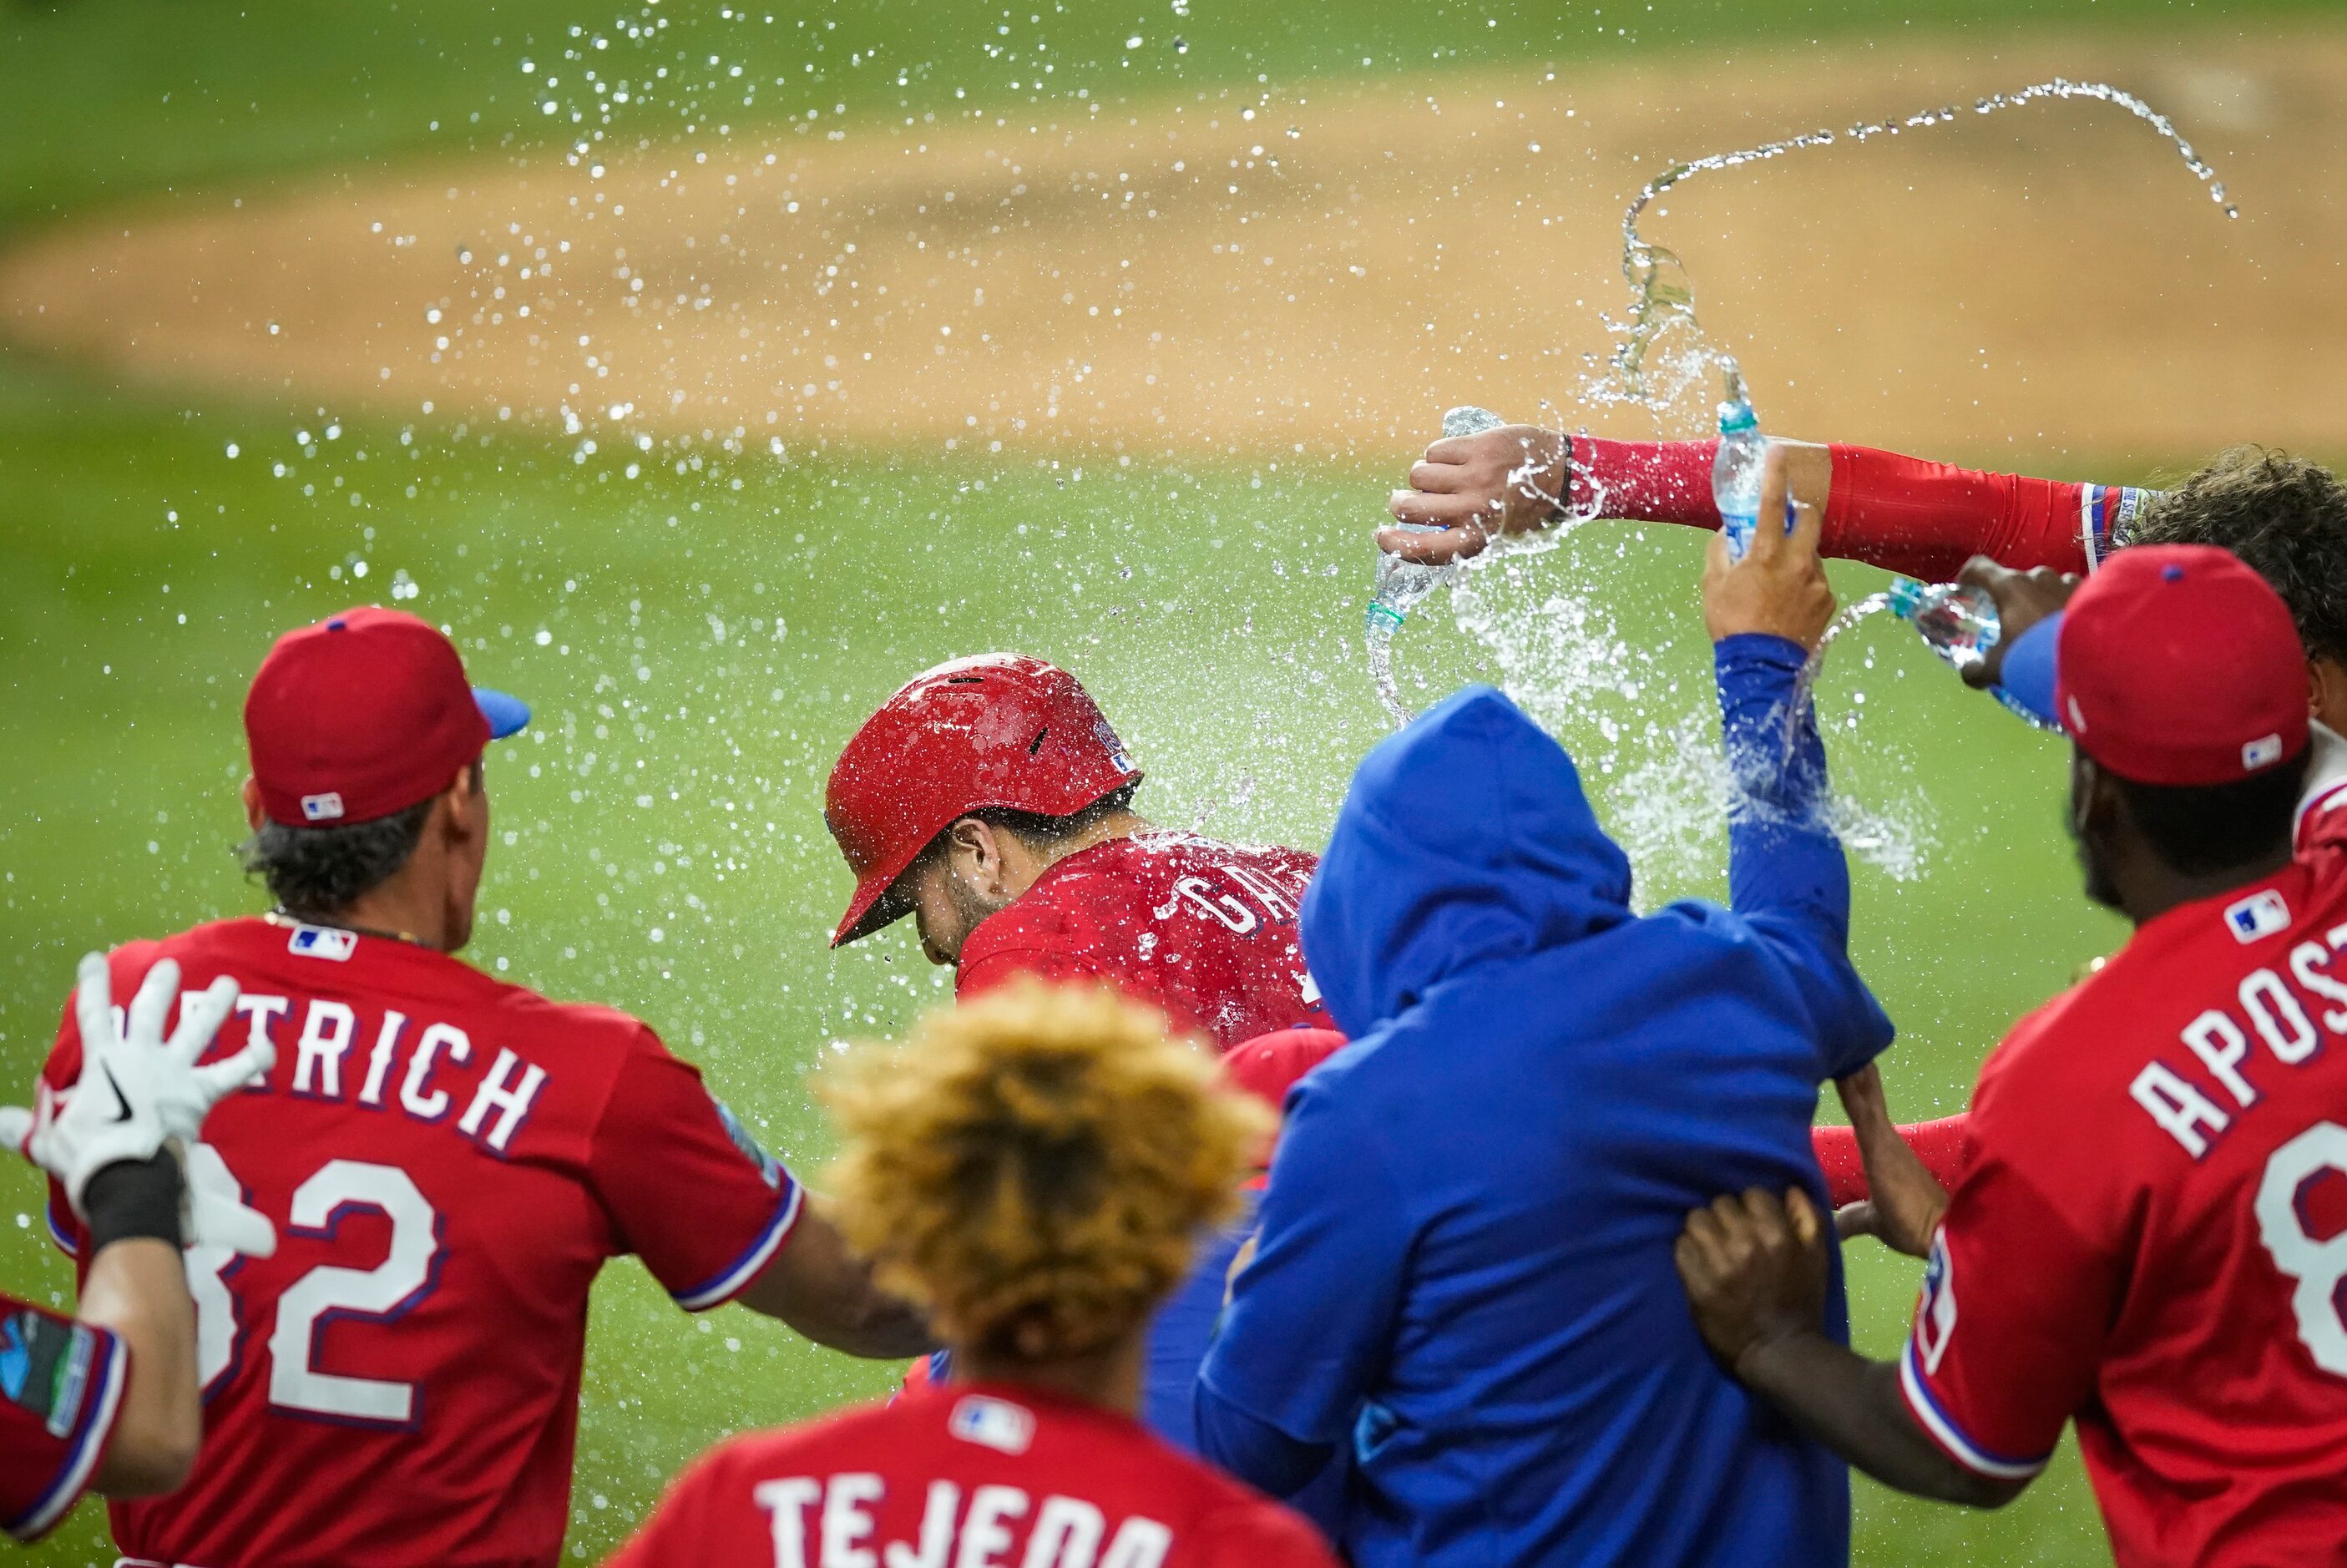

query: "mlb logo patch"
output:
2243 733 2284 771
287 924 357 961
2224 889 2289 944
948 1394 1034 1455
301 792 346 822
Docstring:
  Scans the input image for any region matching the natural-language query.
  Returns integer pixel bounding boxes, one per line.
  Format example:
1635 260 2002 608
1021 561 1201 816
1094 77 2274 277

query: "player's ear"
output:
947 817 998 879
240 776 266 832
2307 655 2347 725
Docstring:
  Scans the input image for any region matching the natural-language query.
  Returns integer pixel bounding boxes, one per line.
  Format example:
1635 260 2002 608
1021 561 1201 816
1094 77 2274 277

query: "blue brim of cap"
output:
1996 614 2063 731
474 687 531 739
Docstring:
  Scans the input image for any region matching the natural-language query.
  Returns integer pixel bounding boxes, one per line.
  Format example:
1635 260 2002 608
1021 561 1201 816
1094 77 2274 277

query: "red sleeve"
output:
1809 1115 1974 1207
1895 1148 2114 1481
586 1032 803 1312
1570 437 2142 582
0 1297 126 1542
1191 1497 1345 1565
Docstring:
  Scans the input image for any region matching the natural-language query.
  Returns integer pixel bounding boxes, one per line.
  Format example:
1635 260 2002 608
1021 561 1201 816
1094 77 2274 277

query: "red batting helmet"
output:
825 654 1141 947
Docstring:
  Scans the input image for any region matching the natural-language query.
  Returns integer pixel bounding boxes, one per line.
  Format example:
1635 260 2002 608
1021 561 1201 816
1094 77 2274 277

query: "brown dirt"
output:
3 26 2342 461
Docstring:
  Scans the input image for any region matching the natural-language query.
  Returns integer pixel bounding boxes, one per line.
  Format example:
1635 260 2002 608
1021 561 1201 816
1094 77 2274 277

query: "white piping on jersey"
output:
1897 1338 2050 1480
671 1181 806 1312
12 1328 126 1541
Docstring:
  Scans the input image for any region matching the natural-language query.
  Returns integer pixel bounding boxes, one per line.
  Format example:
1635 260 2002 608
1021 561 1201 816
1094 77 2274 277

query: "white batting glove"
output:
3 954 276 1257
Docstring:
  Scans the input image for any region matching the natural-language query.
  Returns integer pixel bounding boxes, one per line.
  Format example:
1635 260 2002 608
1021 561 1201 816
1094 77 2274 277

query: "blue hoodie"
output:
1196 635 1894 1568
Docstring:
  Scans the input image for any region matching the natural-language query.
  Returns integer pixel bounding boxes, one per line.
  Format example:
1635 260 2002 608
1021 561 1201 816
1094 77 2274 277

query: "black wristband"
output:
83 1151 185 1253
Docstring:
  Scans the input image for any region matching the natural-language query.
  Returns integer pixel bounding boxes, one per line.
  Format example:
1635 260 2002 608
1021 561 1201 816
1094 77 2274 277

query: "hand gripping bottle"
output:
1367 405 1508 636
1886 574 2057 730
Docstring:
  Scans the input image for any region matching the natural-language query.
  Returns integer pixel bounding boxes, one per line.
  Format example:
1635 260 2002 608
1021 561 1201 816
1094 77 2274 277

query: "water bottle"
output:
1886 574 2057 730
1367 405 1507 635
1886 576 1999 671
1712 394 1772 561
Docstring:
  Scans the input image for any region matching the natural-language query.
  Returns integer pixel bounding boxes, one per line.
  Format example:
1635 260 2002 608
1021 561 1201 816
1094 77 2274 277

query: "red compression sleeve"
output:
1570 437 2126 581
1823 447 2094 581
1810 1115 1974 1206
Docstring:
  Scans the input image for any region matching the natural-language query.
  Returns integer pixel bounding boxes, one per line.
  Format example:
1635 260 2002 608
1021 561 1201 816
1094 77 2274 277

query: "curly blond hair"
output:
821 979 1272 1363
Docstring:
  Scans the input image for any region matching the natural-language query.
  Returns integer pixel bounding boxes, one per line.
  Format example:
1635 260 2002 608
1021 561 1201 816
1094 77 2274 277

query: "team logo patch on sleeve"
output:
708 1093 784 1189
2225 888 2291 943
1 1308 95 1439
948 1394 1035 1454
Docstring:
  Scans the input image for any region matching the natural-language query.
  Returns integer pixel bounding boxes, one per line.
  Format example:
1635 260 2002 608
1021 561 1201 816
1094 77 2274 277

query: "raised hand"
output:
4 953 277 1257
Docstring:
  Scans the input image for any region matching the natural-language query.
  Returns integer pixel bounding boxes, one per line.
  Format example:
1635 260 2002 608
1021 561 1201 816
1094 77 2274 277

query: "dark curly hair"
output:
2132 448 2347 668
238 759 478 920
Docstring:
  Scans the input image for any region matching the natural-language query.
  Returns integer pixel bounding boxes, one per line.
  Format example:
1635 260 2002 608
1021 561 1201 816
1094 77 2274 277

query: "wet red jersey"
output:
40 917 801 1568
956 832 1333 1050
1 1293 124 1543
607 1378 1338 1568
1899 839 2347 1565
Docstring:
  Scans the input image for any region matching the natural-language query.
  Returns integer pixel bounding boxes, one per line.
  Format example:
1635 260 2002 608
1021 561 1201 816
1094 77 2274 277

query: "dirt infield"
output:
3 26 2340 461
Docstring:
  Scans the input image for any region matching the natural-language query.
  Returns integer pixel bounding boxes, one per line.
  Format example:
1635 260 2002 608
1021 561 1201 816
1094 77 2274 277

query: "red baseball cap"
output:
825 654 1141 947
244 606 530 827
1998 544 2308 786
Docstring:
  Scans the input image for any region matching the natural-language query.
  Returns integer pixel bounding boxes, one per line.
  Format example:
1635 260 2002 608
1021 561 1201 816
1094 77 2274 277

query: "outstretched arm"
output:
1388 426 2145 581
1702 451 1894 1079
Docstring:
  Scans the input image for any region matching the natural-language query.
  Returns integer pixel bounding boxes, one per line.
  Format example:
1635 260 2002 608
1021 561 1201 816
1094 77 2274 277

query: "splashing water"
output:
1595 77 2239 413
1368 404 1510 727
1784 591 1895 760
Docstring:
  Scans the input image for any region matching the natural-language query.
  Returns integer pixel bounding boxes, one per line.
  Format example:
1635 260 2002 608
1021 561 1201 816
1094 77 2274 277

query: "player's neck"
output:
328 857 464 952
2114 841 2295 928
999 811 1150 898
954 1328 1146 1418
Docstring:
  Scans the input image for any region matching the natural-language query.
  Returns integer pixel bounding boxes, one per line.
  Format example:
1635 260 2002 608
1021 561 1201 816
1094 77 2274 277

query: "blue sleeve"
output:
1194 1382 1334 1499
1714 633 1894 1078
1196 1077 1410 1492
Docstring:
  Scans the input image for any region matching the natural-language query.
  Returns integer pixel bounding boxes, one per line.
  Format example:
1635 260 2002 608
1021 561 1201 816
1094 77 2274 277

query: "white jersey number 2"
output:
2255 1120 2347 1378
185 1149 443 1425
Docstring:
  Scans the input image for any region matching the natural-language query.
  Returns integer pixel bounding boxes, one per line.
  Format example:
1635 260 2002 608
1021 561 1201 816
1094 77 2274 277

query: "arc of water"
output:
1608 78 2239 401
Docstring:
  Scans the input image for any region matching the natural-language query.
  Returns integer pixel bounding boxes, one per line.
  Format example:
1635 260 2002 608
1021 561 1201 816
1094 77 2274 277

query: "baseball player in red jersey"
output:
36 608 928 1568
607 981 1335 1568
3 956 272 1544
825 655 1332 1051
1677 546 2347 1565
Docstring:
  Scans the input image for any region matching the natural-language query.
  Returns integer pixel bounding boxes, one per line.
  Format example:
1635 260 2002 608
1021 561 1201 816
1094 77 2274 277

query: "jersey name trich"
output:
1903 848 2347 1565
40 917 799 1568
955 833 1333 1051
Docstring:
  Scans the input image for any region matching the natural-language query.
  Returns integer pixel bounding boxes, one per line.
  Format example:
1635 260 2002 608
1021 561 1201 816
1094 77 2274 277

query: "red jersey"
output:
956 832 1332 1050
2 1292 125 1543
40 917 802 1568
1899 834 2347 1564
607 1378 1338 1567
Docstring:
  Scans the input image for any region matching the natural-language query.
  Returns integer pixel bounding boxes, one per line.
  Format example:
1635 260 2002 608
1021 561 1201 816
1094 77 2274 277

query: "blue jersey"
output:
1198 647 1893 1567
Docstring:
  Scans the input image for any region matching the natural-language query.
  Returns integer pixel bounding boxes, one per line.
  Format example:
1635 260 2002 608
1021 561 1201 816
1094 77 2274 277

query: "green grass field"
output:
0 0 2324 1560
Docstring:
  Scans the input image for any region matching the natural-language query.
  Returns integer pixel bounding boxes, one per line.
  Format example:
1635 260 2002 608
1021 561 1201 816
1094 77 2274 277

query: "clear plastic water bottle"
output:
1885 574 2057 730
1367 405 1507 635
1885 575 1999 672
1712 393 1771 561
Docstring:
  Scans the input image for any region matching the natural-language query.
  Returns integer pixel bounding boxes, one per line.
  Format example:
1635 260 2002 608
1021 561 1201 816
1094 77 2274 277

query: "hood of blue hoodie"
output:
1302 685 1634 1038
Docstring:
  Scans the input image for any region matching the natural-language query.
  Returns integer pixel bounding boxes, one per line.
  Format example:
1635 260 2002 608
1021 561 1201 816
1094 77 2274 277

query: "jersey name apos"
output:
754 1473 1174 1568
2129 910 2347 1159
228 992 548 1154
